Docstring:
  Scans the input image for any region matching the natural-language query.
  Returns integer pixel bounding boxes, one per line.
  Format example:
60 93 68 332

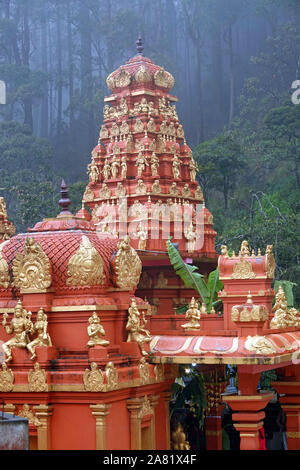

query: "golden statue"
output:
171 423 190 450
102 158 111 180
126 299 151 356
189 158 198 182
181 297 201 331
136 179 147 195
111 155 120 179
150 152 159 177
221 245 228 257
172 154 180 179
28 362 47 392
136 150 149 177
239 240 250 257
270 285 289 329
155 272 168 288
185 222 197 253
134 222 148 250
105 361 118 390
27 308 52 360
2 300 33 362
87 312 110 347
121 156 127 178
151 179 161 195
83 362 104 392
0 363 14 392
139 356 150 384
0 197 8 219
67 235 105 286
87 160 99 184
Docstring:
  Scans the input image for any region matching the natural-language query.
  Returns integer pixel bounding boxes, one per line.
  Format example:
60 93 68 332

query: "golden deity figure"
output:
150 152 159 177
126 299 151 356
169 182 178 196
287 308 300 328
121 156 127 178
0 197 8 219
171 423 190 450
0 363 14 392
221 245 228 257
83 362 104 392
270 285 289 329
27 308 52 360
172 154 180 179
239 240 250 257
111 155 120 179
151 179 161 195
181 297 201 331
105 361 118 390
119 97 128 116
102 158 111 180
2 300 33 362
136 150 149 177
184 222 197 253
134 222 148 250
136 179 147 195
189 158 198 182
28 362 47 392
115 182 126 198
182 184 191 198
87 160 99 184
87 312 110 348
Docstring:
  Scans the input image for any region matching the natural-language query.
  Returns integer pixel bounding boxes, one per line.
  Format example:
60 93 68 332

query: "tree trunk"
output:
40 3 49 138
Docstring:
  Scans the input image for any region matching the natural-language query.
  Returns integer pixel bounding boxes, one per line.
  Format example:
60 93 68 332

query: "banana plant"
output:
166 239 223 314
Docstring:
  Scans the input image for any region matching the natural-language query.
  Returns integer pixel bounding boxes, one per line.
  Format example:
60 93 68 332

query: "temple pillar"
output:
90 403 112 450
127 396 156 450
272 373 300 450
223 394 274 450
162 391 172 450
205 413 223 450
33 404 53 450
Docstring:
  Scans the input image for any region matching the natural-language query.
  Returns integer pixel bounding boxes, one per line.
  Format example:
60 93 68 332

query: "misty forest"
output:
0 0 299 303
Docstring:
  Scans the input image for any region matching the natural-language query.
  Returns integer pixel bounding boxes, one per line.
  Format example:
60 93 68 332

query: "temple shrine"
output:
0 38 300 451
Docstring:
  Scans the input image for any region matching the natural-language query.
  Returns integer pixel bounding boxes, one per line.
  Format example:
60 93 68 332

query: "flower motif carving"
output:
66 235 105 286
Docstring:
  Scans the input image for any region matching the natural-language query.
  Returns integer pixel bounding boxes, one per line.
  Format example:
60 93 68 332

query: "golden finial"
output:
246 291 253 304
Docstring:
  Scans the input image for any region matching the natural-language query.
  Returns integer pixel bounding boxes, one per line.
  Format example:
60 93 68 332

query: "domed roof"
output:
106 38 175 93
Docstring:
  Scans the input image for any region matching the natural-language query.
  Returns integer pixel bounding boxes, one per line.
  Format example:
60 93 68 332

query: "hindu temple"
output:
0 38 300 451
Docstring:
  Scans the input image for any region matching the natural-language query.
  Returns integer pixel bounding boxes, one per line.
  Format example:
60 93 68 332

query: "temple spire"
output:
58 179 72 217
136 35 144 56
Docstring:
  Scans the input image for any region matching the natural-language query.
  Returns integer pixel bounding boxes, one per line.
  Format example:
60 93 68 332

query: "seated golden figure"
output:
181 297 201 331
27 308 52 360
171 423 190 450
87 312 110 347
126 299 151 356
2 300 33 362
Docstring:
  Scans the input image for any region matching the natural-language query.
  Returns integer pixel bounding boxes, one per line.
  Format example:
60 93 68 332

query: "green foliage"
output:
259 370 278 390
166 239 223 312
170 365 207 429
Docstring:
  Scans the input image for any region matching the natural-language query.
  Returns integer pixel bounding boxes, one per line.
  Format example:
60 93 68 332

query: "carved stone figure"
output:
111 155 120 179
136 150 149 177
121 156 127 178
151 180 161 194
172 154 180 179
134 222 148 250
189 158 198 182
185 223 197 253
136 179 147 195
150 152 159 177
114 236 142 289
139 356 150 384
87 312 109 347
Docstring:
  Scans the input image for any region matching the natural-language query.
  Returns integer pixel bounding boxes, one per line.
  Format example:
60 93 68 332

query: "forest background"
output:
0 0 299 304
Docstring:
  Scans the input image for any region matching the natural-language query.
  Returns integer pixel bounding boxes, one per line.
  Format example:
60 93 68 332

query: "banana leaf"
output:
166 239 208 305
206 267 224 312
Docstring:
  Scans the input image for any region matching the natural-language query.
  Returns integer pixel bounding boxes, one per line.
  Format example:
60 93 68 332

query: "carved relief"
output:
66 235 105 286
135 65 151 84
114 236 142 289
154 68 175 89
139 357 150 384
115 67 131 88
83 187 95 202
18 404 41 426
231 257 256 279
0 250 10 288
105 362 119 390
244 335 277 355
12 238 52 291
83 362 105 392
0 363 14 392
28 363 47 392
154 364 164 382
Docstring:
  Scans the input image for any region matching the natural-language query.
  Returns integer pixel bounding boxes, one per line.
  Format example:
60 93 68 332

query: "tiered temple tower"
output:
83 38 217 316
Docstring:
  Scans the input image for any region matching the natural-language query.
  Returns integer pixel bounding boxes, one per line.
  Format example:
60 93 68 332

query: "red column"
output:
223 394 274 450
